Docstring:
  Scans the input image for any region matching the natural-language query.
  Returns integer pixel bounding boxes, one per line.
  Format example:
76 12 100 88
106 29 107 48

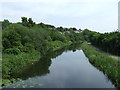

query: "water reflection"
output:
17 58 51 80
12 43 115 88
16 43 82 80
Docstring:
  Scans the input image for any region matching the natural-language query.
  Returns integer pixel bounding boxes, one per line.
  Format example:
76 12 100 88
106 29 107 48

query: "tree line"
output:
2 17 83 56
82 29 120 56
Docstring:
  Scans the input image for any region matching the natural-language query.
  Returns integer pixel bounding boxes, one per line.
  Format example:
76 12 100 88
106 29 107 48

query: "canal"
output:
4 44 115 88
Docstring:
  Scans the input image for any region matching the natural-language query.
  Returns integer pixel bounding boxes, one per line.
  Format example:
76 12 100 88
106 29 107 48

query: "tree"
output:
21 17 28 26
56 27 64 32
2 19 11 30
28 18 35 27
2 29 22 51
39 23 46 28
72 27 77 31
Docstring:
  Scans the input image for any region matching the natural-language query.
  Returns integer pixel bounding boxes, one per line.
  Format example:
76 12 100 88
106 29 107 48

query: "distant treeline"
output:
82 29 120 56
2 17 120 57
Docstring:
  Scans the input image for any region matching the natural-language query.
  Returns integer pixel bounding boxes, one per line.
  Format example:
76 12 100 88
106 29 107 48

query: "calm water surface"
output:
8 45 115 88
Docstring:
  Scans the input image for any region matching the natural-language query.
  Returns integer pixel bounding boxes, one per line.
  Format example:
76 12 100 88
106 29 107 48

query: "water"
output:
6 44 115 88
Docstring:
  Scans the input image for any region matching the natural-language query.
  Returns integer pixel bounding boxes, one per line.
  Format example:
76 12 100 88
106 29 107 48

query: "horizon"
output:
0 17 119 34
0 0 119 33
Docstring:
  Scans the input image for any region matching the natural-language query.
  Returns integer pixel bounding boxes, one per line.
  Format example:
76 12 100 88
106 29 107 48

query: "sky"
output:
0 0 119 33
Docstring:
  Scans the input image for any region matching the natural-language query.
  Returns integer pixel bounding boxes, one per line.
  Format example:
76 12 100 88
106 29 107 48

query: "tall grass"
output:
81 42 120 87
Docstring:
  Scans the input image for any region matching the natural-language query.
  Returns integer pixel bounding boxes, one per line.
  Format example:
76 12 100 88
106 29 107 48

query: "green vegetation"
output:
2 17 83 80
82 42 120 87
2 51 41 78
2 78 43 88
2 17 120 88
82 29 120 56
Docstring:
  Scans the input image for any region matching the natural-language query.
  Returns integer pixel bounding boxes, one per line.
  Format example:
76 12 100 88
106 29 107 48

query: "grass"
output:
81 42 120 87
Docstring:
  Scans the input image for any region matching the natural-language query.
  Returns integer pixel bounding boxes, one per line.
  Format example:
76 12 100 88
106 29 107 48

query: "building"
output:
118 1 120 31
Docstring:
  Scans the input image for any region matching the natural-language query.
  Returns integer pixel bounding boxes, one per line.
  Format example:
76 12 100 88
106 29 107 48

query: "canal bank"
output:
81 42 120 87
2 42 72 86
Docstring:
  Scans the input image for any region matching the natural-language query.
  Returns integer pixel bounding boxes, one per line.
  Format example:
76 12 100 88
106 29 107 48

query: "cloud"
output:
0 0 119 32
0 0 119 3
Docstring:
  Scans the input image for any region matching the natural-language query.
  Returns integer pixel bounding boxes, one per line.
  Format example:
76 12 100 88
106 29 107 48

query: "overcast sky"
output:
0 0 119 33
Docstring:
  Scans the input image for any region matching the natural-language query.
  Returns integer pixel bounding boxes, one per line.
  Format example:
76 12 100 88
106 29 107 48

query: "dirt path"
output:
89 44 120 61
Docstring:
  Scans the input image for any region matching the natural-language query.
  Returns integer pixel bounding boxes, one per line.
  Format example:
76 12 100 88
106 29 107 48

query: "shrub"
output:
22 43 35 53
5 47 21 55
2 29 21 49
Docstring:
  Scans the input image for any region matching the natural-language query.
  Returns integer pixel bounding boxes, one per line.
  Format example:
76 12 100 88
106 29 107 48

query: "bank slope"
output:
82 42 120 87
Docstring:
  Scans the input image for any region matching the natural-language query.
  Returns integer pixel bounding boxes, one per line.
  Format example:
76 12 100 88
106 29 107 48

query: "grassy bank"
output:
81 42 120 87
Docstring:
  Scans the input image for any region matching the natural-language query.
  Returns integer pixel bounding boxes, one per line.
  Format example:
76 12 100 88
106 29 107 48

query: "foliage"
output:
2 17 83 79
2 19 11 30
82 29 120 55
21 17 28 26
2 29 22 50
2 78 43 88
65 32 84 43
4 47 21 55
2 51 41 76
21 17 35 27
2 17 120 88
82 42 120 87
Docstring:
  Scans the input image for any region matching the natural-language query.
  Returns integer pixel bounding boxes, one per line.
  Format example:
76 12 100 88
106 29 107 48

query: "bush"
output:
5 47 21 55
2 29 21 49
22 43 35 53
51 41 64 48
